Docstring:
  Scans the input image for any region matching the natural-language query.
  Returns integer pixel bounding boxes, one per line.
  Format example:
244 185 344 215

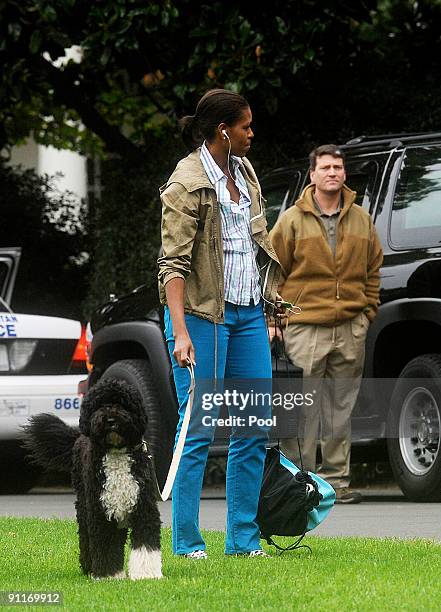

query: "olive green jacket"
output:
270 184 383 326
158 150 281 323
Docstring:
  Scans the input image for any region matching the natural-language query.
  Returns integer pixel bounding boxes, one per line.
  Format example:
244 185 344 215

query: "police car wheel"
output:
387 354 441 502
101 359 174 490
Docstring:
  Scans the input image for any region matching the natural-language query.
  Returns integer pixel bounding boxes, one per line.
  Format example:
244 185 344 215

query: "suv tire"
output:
387 354 441 501
0 442 41 494
101 359 174 490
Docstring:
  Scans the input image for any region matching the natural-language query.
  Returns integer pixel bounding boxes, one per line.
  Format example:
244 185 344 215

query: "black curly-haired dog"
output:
22 379 162 580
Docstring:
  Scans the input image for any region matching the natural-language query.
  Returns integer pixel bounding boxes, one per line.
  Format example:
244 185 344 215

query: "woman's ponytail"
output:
179 115 203 152
179 89 249 151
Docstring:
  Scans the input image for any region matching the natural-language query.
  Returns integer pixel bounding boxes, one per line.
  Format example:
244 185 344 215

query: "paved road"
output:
1 486 440 540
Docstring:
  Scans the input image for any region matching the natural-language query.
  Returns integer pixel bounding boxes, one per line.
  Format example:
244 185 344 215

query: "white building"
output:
7 47 89 225
8 139 88 208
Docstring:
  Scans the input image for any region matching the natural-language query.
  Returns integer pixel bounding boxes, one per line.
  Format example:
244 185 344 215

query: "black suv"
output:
84 131 441 501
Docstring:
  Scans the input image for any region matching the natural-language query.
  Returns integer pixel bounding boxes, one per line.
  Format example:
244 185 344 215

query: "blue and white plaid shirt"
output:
200 142 260 305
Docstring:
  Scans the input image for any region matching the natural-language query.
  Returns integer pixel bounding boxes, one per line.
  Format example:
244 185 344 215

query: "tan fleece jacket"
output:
269 184 383 326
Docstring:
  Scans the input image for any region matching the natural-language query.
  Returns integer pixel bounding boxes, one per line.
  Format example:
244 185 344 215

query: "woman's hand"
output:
165 278 196 367
173 330 196 368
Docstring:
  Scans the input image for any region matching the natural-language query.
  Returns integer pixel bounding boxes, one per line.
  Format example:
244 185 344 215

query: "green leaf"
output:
267 75 282 88
275 16 288 35
29 30 42 54
7 22 22 41
290 59 301 75
245 77 259 90
41 4 57 22
173 83 187 99
100 47 112 66
206 40 216 53
224 81 240 93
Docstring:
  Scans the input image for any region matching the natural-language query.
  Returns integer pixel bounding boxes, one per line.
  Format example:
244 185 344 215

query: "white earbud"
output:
222 129 229 140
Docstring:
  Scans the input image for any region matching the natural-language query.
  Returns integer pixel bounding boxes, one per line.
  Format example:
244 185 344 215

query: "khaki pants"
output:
280 312 369 489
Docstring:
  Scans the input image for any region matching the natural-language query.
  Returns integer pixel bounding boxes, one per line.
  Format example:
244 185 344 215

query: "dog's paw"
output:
129 573 163 581
91 570 126 581
128 546 162 580
109 571 127 580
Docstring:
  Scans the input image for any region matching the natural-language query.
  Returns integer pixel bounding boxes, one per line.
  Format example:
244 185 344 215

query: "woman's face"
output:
226 107 254 157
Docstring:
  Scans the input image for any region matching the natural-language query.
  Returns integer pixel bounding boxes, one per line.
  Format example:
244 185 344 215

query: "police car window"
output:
0 262 8 297
265 187 289 230
391 146 441 249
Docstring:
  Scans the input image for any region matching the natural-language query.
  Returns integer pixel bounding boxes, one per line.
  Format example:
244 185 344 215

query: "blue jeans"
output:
164 301 272 555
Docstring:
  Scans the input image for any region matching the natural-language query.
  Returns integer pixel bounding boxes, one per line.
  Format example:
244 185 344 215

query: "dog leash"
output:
146 362 195 502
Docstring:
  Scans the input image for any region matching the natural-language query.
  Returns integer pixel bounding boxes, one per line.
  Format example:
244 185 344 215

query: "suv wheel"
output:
0 442 41 494
387 354 441 501
101 359 174 490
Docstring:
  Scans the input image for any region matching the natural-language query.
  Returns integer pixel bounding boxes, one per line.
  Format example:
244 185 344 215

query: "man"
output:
269 144 383 504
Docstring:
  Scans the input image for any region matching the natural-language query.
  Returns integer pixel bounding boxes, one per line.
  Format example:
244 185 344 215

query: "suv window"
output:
345 159 379 211
263 169 303 230
265 187 290 230
390 146 441 249
262 157 380 229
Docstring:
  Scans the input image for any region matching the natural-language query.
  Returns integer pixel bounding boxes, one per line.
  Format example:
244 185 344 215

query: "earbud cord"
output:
225 134 235 183
261 292 302 317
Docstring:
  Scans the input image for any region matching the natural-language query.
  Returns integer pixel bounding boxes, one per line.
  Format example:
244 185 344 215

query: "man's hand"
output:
274 293 291 318
173 331 196 368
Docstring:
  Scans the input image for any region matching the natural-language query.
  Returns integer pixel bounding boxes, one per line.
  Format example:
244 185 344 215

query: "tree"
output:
0 161 87 318
1 0 381 165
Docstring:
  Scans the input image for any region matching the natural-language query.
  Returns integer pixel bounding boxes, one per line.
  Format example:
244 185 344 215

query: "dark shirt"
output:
313 195 342 257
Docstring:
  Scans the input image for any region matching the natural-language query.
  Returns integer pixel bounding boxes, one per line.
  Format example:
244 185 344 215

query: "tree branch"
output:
36 57 146 165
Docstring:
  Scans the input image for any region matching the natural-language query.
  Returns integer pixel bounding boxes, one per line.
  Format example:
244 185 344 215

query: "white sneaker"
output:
232 549 270 558
248 549 270 558
182 550 208 560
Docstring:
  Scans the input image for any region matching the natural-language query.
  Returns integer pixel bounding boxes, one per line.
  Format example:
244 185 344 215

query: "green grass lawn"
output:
0 517 439 611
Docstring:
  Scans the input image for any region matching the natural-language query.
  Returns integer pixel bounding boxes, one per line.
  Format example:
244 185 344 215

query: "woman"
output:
158 88 282 558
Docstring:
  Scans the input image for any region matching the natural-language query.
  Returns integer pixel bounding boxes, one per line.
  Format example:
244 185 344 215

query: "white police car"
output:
0 248 85 493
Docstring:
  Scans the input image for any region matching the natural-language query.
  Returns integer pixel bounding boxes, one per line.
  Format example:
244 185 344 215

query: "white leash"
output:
149 362 195 501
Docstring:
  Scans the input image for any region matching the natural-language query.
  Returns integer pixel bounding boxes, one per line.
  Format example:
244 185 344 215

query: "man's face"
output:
310 154 346 194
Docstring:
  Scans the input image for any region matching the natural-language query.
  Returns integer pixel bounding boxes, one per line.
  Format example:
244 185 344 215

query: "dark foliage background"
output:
84 127 184 316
